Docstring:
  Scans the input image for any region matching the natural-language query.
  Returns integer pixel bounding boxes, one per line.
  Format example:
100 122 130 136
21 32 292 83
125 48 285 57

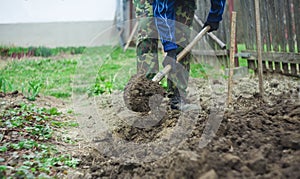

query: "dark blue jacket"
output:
153 0 226 52
207 0 226 22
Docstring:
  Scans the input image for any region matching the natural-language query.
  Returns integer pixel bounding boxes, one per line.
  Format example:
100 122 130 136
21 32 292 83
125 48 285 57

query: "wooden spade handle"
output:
152 26 210 82
124 21 139 52
194 14 226 49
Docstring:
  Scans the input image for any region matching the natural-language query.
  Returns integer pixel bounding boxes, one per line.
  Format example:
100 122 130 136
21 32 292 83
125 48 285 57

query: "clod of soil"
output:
123 74 165 112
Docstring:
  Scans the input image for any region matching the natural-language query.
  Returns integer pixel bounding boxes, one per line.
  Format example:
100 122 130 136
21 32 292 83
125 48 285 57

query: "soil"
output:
73 74 300 179
0 91 68 113
123 74 165 112
1 74 299 179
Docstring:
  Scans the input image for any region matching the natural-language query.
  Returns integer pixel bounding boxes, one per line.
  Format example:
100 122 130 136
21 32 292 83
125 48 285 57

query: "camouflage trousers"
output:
133 0 196 97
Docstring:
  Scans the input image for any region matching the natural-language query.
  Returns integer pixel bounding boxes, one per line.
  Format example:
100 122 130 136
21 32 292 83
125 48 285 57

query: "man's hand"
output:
203 21 220 32
163 49 177 73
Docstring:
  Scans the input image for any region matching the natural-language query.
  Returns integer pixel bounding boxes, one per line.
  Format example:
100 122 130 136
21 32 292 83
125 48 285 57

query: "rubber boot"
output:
167 83 199 111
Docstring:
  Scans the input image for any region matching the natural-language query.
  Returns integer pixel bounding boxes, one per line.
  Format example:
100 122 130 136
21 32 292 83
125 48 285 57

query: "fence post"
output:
228 0 239 67
227 11 237 105
254 0 264 98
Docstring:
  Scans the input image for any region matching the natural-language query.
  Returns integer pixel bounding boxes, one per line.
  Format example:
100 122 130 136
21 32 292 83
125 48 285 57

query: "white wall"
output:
0 0 118 47
0 21 119 47
0 0 116 24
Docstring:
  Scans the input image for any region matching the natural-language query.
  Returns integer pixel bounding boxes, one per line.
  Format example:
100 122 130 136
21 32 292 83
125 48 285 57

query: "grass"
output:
1 42 297 99
190 63 209 79
0 44 252 99
1 44 251 99
89 46 224 95
0 46 86 58
88 46 137 95
237 44 248 67
0 58 77 99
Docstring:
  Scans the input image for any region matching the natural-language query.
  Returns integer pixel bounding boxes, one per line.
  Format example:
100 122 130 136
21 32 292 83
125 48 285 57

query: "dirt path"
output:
69 75 299 178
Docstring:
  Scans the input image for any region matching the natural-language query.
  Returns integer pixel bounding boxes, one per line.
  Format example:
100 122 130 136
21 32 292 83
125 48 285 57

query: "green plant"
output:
0 103 80 177
51 120 79 128
49 91 71 99
71 46 86 54
159 78 168 90
34 46 52 57
237 44 248 67
90 76 113 95
190 63 208 79
87 46 136 96
25 81 43 101
0 77 12 93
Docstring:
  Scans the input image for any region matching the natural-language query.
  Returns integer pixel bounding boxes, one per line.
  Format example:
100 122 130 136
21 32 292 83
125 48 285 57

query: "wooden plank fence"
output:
194 0 300 77
238 0 300 77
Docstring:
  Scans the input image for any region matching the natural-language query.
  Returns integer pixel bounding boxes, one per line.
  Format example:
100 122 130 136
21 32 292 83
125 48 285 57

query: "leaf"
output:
0 165 7 172
48 107 61 116
0 145 8 152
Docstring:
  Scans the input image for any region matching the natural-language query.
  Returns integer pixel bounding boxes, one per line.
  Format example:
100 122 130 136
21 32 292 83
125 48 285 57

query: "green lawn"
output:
0 46 138 98
1 45 244 100
0 58 77 99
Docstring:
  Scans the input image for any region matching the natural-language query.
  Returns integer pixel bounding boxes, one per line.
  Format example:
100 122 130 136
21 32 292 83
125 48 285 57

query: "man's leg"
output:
152 0 177 52
134 0 159 79
167 0 197 109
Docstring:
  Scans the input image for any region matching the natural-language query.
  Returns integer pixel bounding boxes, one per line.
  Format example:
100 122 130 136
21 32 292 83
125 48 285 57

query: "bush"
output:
33 46 52 57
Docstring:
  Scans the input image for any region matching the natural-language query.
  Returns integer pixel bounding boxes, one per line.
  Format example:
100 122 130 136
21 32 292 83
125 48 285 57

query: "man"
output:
134 0 226 110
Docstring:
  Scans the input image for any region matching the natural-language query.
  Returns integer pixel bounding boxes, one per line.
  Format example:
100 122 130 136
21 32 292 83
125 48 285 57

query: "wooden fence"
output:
194 0 300 77
238 0 300 77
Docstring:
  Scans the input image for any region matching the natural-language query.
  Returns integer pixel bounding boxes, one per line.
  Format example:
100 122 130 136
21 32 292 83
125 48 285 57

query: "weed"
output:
49 92 71 98
47 107 62 116
51 120 79 128
0 77 12 93
190 63 208 79
0 103 80 177
88 46 136 96
160 78 168 90
33 46 52 57
90 75 113 95
25 81 43 101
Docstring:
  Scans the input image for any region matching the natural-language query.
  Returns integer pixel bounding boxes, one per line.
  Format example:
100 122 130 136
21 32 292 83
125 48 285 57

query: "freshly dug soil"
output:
123 74 165 112
72 75 300 179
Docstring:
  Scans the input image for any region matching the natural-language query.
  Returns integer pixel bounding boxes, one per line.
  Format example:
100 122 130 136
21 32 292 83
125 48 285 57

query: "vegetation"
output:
0 44 252 178
237 44 248 67
0 44 251 99
0 103 79 178
89 46 136 95
0 58 77 99
0 46 86 58
0 46 83 178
